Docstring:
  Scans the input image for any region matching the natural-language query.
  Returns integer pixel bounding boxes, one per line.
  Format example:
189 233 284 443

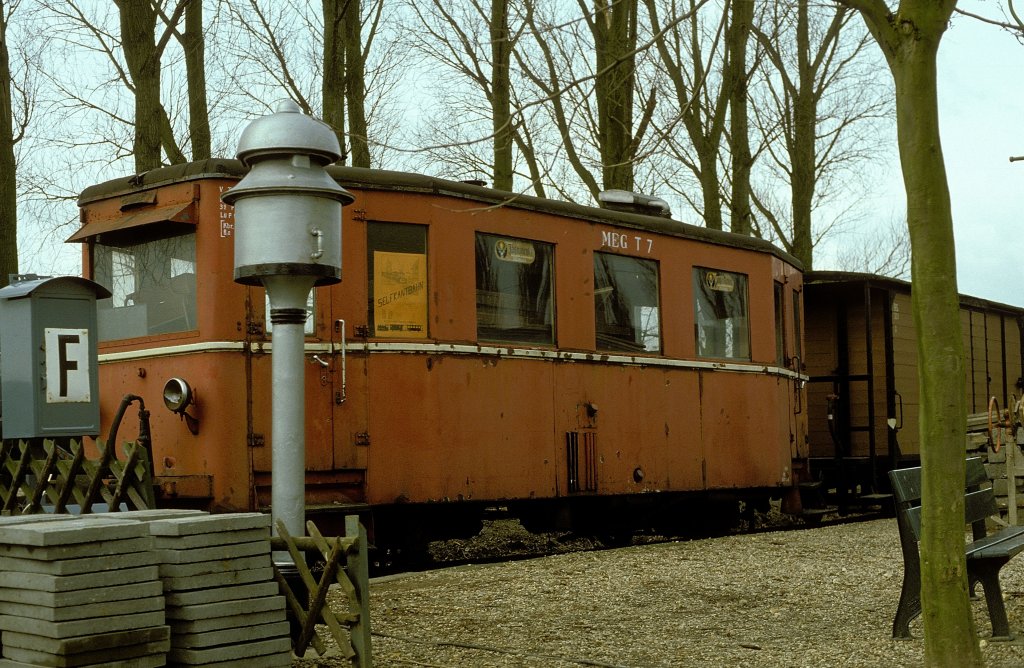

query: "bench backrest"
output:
888 458 993 541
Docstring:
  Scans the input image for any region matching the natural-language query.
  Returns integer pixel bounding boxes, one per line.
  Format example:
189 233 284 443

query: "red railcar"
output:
73 160 808 548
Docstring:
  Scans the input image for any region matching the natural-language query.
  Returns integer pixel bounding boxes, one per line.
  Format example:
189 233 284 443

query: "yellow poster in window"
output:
374 251 427 338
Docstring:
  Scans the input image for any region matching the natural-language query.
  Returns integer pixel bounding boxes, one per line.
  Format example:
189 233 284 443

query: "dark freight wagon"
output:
804 271 1024 507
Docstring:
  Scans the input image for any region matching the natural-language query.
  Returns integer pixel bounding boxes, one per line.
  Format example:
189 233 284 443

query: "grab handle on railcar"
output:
334 319 347 405
890 391 903 432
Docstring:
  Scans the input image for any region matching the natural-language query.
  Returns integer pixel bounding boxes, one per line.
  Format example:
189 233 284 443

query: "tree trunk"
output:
322 0 347 160
727 0 753 236
183 0 210 161
696 146 724 231
847 0 977 664
790 0 815 268
0 1 18 287
490 0 513 191
343 0 369 167
899 47 976 668
591 0 636 192
118 0 162 172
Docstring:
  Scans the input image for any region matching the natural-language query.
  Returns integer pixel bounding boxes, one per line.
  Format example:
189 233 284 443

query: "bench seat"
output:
889 458 1024 639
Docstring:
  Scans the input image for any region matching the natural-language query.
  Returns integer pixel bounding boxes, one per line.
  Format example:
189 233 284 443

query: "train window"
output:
93 230 196 341
792 289 803 365
774 281 786 365
476 233 554 345
693 267 750 360
594 252 661 353
367 223 428 338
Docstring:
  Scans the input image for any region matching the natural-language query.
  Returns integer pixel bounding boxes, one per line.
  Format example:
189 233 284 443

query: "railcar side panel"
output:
74 162 808 535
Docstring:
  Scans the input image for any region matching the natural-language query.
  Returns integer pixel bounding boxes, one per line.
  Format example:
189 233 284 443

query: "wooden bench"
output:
889 457 1024 639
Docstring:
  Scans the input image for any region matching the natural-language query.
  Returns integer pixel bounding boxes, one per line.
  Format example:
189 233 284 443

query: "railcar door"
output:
245 286 370 510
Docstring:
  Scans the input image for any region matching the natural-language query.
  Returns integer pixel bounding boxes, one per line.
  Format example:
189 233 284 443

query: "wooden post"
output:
346 514 372 668
1008 433 1017 526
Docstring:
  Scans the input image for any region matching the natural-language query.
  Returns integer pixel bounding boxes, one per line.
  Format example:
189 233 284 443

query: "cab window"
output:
693 267 750 360
367 222 428 338
594 252 661 353
476 233 554 345
774 281 786 365
93 230 196 340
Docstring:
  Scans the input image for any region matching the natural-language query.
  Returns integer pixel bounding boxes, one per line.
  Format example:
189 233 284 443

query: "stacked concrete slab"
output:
146 513 291 667
0 514 170 667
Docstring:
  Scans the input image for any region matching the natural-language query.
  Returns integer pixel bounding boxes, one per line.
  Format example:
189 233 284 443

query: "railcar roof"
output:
806 270 1024 315
78 159 802 268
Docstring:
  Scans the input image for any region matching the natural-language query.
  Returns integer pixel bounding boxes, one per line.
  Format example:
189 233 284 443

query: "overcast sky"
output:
900 2 1023 305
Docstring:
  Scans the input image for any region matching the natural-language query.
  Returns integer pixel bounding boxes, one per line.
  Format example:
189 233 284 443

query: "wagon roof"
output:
806 270 1024 315
78 159 802 268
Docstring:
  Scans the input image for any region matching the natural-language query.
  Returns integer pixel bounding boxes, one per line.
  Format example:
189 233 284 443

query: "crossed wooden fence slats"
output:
0 438 154 515
1 439 373 666
271 516 372 667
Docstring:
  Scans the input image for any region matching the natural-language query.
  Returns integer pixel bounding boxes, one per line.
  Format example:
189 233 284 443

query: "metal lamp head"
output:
221 99 354 288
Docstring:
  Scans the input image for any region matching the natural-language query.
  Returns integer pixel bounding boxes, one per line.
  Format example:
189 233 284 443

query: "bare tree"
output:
644 0 730 229
587 0 652 192
218 0 391 167
831 215 911 279
491 0 513 189
115 0 191 171
726 0 753 235
0 0 25 286
749 0 891 269
401 0 528 188
323 0 371 166
160 0 211 160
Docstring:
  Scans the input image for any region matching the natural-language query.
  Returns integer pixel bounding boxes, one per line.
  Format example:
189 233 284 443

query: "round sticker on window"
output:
494 238 536 264
704 271 736 292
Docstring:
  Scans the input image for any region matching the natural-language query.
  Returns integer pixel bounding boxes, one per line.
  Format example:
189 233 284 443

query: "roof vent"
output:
598 189 671 218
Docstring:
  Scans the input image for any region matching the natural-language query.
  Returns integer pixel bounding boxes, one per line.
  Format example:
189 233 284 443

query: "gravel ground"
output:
295 517 1024 667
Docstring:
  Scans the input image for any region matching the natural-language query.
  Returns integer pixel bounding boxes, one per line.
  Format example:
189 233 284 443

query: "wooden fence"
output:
0 438 154 514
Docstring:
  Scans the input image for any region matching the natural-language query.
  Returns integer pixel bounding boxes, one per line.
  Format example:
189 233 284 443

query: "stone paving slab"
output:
151 527 269 550
0 625 169 655
79 509 208 523
0 549 157 576
164 595 284 621
163 581 278 608
0 517 146 546
167 636 291 664
148 513 271 537
0 565 159 592
155 540 268 565
0 593 164 622
170 620 290 649
0 610 165 638
174 654 292 668
0 536 152 561
0 655 166 668
160 566 274 593
2 635 170 667
0 516 76 529
158 554 271 578
0 580 162 607
167 609 285 634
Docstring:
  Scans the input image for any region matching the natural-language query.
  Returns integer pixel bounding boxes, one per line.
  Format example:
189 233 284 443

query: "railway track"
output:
376 499 894 576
